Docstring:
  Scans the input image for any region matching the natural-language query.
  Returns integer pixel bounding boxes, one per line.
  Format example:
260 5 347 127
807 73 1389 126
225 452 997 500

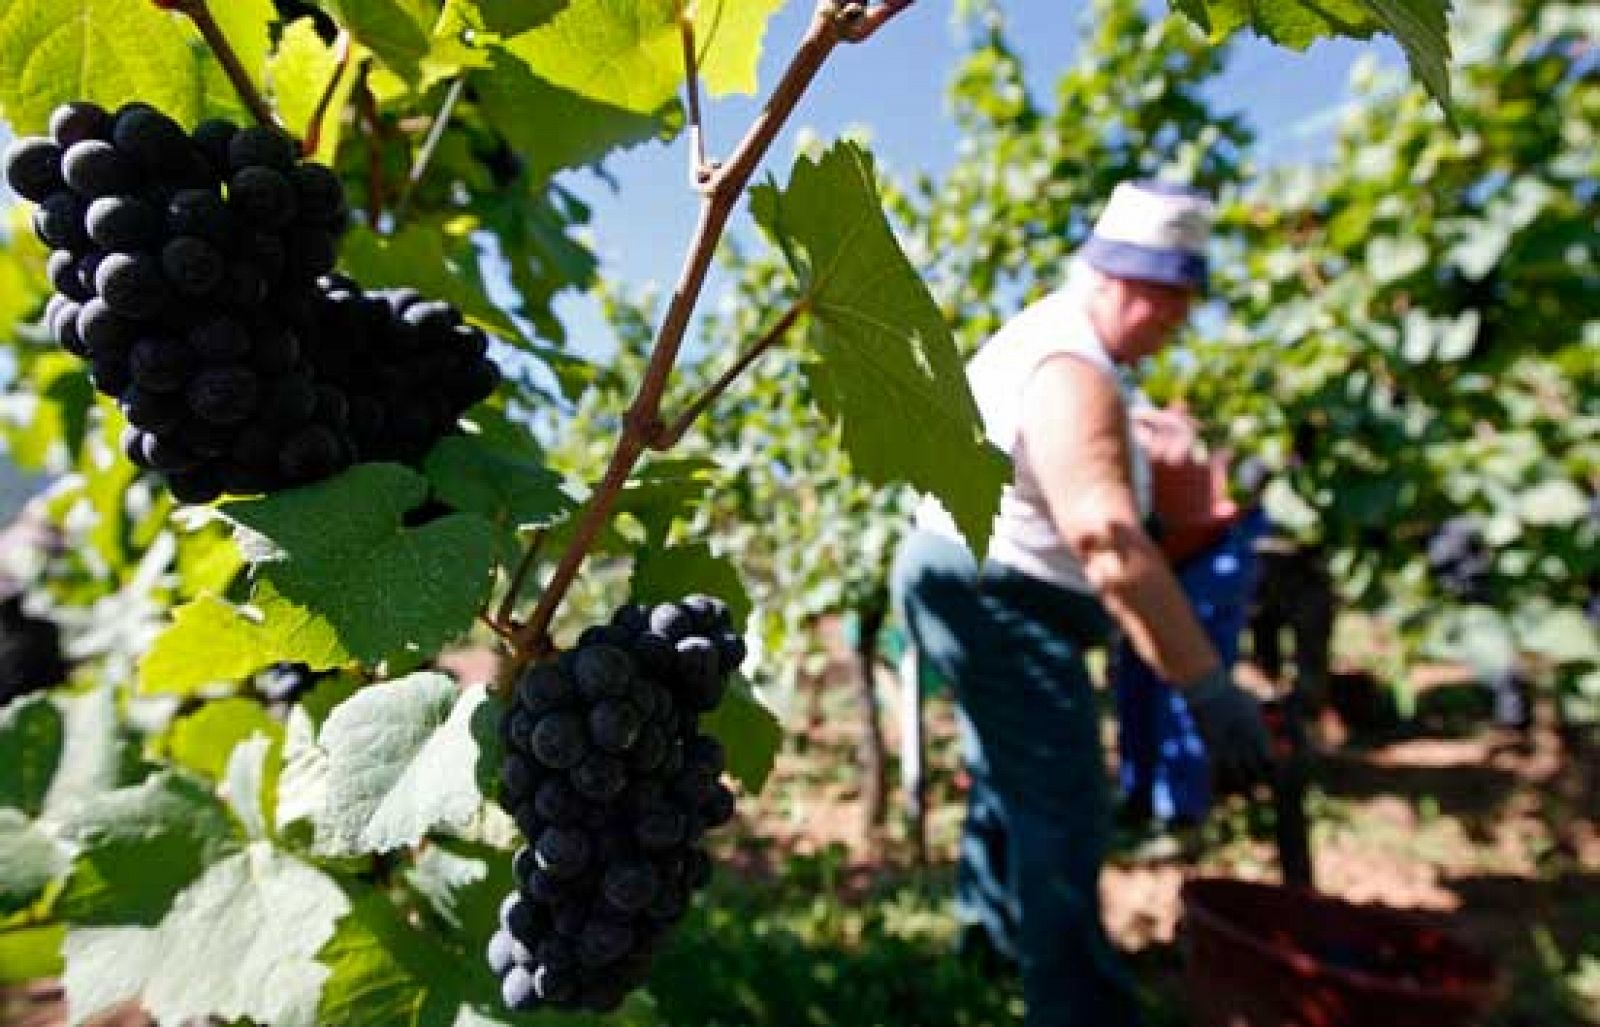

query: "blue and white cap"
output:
1080 180 1214 291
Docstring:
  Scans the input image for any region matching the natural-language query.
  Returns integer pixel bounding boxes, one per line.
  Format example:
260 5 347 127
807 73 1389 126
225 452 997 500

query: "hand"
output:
1184 666 1272 787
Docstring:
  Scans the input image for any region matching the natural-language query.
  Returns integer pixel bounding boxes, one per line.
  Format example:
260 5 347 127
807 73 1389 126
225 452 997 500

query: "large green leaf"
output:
62 843 348 1027
165 698 284 782
422 434 574 533
0 694 62 817
632 542 752 629
54 772 236 926
314 675 495 855
340 226 521 340
698 672 781 794
140 583 353 695
220 464 497 666
473 42 672 184
750 141 1009 561
504 0 780 107
0 809 62 916
0 0 203 133
1169 0 1452 108
317 889 480 1027
325 0 432 78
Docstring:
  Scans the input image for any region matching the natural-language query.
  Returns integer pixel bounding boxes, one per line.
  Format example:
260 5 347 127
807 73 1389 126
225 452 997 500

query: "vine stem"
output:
680 5 712 186
167 0 278 129
355 72 387 226
394 75 469 225
300 32 356 158
651 301 807 450
498 0 915 691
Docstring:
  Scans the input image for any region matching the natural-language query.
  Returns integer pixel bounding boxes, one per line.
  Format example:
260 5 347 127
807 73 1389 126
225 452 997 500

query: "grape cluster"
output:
0 595 67 706
4 101 499 502
1426 516 1493 603
488 596 747 1014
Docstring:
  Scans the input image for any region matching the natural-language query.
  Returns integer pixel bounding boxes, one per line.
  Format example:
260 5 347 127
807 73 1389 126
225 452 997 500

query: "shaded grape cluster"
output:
0 595 68 706
1426 516 1493 603
488 596 747 1014
4 100 498 503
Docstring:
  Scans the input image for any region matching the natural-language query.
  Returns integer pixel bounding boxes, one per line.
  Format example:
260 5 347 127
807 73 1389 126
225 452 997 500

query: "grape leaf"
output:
219 464 496 666
324 0 432 78
0 694 62 817
403 838 513 934
314 675 496 855
1 354 93 471
1169 0 1452 109
41 684 127 822
0 923 64 984
317 889 482 1027
62 842 348 1027
632 542 752 629
474 41 672 185
165 698 284 782
0 0 204 133
455 0 564 36
699 672 782 793
0 809 62 916
140 583 353 695
506 0 779 106
202 0 277 124
221 732 280 841
422 434 574 533
340 225 521 341
54 772 236 926
750 141 1009 561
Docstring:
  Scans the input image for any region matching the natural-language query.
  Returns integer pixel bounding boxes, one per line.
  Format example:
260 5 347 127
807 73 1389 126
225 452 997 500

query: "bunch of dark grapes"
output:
0 595 68 706
4 101 499 503
1426 516 1493 603
488 595 747 1014
282 278 501 467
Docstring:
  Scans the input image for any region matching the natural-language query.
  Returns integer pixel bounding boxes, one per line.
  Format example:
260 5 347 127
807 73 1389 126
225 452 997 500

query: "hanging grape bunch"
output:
3 101 500 502
489 596 747 1014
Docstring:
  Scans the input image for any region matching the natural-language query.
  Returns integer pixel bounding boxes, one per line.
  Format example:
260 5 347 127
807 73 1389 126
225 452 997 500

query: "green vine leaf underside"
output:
314 675 494 856
221 463 497 667
751 141 1010 562
422 434 575 533
63 842 348 1027
0 809 62 916
1171 0 1453 110
54 772 236 927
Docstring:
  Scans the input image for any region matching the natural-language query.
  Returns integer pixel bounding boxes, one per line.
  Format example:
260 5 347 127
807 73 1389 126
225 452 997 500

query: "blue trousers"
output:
1113 509 1267 823
892 530 1140 1027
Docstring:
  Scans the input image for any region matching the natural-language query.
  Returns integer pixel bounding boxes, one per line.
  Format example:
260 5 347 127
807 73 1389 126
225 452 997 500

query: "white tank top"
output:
916 285 1151 593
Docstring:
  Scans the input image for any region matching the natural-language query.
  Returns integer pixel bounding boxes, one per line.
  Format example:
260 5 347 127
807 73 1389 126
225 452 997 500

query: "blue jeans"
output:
892 530 1140 1027
1114 509 1267 823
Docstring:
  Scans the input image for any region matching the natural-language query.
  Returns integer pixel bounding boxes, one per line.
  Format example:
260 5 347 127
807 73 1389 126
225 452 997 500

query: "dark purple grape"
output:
61 140 138 197
161 236 225 296
49 102 110 148
570 752 628 802
228 167 296 228
95 253 168 319
85 195 160 250
601 859 659 913
534 826 591 881
32 192 88 250
129 339 194 393
186 366 259 425
227 125 297 173
4 138 64 202
47 249 91 302
499 966 539 1012
529 711 587 770
588 699 643 754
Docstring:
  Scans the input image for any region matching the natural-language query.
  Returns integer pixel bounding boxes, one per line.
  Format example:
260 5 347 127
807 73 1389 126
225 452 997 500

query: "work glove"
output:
1184 666 1272 788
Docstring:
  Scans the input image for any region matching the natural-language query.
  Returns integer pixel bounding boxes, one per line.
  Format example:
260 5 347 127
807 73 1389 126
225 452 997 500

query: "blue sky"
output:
542 0 1403 360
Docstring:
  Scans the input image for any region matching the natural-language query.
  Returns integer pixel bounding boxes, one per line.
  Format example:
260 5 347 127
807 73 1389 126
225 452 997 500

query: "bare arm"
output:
1019 354 1219 685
